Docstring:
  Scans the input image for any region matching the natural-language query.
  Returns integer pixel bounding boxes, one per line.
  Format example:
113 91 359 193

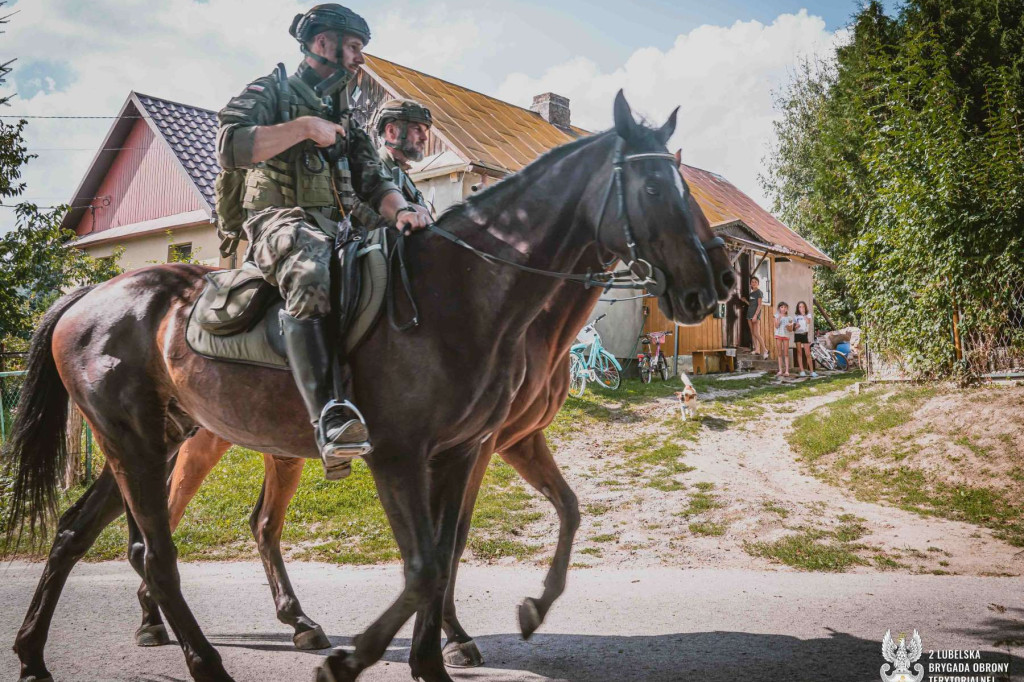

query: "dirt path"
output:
522 381 1024 576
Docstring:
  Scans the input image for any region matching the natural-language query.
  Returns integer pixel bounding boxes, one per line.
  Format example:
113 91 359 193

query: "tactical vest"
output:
242 66 355 219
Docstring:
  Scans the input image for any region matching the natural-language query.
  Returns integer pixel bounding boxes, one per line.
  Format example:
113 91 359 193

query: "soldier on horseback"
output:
215 4 429 479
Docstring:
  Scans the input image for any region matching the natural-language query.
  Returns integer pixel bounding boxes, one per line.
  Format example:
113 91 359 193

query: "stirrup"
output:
318 399 373 462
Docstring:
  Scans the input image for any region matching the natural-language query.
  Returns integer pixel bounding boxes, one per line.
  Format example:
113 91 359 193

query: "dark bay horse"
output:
5 92 719 682
123 169 736 665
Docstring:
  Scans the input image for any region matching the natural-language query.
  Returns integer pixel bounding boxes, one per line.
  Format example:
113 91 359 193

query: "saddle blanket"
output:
186 229 388 369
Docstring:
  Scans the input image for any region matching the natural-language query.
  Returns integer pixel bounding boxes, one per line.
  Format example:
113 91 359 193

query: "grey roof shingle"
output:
135 94 219 207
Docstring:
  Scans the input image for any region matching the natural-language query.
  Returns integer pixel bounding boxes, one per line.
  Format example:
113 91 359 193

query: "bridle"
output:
422 136 725 293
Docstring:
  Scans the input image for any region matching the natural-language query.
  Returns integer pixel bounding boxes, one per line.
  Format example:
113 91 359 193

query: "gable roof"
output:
362 54 586 175
61 92 215 233
136 94 219 207
681 164 833 266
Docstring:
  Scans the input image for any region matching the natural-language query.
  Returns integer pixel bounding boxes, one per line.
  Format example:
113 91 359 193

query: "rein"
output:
386 137 727 331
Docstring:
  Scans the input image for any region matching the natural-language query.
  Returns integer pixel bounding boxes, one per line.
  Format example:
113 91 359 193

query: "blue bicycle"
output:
568 314 622 396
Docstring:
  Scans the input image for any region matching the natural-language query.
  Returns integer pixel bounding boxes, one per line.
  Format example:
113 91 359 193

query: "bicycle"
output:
568 314 622 396
810 338 849 371
637 329 673 383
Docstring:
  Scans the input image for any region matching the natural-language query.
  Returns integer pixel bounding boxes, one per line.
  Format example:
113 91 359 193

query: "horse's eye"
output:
645 184 660 196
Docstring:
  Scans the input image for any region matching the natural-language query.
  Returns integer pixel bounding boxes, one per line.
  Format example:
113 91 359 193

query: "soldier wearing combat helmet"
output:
216 4 429 479
374 99 432 209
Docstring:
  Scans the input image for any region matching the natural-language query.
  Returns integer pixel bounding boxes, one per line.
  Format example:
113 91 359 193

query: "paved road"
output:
2 561 1023 681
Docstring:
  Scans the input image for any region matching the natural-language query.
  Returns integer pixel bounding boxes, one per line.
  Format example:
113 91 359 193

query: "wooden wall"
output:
643 254 779 360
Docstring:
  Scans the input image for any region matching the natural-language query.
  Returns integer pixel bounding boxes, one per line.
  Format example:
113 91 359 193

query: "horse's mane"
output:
437 130 615 226
436 122 669 228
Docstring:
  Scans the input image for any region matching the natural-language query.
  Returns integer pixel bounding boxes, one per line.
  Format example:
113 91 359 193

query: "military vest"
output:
380 148 425 207
242 68 355 219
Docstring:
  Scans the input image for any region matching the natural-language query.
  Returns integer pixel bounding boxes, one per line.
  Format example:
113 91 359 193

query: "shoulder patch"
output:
247 84 266 92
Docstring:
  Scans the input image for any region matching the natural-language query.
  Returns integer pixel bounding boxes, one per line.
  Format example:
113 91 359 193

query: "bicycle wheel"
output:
639 356 652 384
568 352 586 397
657 356 670 381
594 351 621 390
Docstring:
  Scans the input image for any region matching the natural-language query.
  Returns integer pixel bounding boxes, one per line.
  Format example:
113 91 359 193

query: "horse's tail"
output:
2 285 96 547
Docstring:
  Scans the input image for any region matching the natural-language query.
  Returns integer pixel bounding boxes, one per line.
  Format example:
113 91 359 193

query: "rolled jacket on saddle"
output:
215 4 416 480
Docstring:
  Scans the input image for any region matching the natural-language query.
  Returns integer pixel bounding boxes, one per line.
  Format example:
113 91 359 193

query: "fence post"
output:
0 376 5 442
85 422 93 484
951 304 963 363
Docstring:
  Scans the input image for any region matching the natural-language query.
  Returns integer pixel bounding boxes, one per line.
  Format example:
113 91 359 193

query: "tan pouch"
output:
195 265 278 336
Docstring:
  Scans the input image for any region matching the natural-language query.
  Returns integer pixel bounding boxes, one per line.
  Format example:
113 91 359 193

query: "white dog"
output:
675 373 699 420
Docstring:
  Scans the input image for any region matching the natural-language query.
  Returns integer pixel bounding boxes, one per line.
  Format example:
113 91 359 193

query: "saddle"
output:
186 228 389 369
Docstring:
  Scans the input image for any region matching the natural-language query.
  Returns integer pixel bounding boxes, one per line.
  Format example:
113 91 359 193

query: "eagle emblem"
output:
880 629 924 682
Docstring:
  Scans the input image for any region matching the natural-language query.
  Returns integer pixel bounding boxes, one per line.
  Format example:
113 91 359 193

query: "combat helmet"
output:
374 99 432 157
289 4 371 97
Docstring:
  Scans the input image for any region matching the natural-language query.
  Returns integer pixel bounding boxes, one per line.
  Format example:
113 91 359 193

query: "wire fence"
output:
0 368 96 486
863 280 1024 382
960 278 1024 379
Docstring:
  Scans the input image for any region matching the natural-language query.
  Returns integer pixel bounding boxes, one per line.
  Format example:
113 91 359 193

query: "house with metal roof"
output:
65 54 832 368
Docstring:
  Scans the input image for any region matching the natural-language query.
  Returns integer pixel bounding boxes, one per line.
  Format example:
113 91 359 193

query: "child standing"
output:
774 302 793 377
743 276 770 359
793 301 817 377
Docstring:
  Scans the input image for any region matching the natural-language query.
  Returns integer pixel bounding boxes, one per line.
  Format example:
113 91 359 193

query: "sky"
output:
0 0 902 232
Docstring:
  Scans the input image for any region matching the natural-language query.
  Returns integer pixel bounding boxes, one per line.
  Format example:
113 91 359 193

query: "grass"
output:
589 533 618 543
1 447 542 564
677 490 723 518
745 529 868 572
762 501 790 518
791 383 1024 548
689 521 726 536
789 385 936 463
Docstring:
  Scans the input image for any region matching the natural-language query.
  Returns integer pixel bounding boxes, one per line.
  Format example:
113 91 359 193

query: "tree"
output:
0 3 122 351
763 0 1024 378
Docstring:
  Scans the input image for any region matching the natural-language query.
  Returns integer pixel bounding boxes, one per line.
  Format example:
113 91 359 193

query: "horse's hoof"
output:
20 676 54 682
314 651 355 682
135 623 170 647
518 597 543 640
293 625 331 650
443 639 484 668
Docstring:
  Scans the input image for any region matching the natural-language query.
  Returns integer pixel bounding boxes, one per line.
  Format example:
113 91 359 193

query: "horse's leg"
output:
501 431 580 639
14 465 124 682
89 408 232 682
136 429 231 647
249 454 330 649
408 448 479 680
314 446 450 682
439 449 491 668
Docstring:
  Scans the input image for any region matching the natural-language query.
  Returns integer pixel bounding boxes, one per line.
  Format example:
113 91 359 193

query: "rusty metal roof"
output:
681 164 833 266
362 55 585 175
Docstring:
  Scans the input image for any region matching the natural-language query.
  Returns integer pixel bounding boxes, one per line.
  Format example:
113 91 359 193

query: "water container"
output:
835 342 851 370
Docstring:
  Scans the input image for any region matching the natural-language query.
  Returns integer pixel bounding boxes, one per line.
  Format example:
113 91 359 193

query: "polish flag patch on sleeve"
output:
247 84 265 92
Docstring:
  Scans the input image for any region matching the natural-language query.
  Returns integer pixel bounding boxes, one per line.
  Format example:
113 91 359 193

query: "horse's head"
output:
675 154 738 302
593 91 719 325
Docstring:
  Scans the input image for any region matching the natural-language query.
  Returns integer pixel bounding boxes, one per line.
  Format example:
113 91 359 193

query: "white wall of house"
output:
771 258 816 339
83 224 221 271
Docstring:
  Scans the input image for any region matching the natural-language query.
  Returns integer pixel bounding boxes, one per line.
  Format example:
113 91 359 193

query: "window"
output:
168 243 193 263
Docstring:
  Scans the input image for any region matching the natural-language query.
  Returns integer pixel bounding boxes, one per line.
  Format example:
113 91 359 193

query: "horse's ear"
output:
656 106 679 146
674 148 682 166
613 89 635 140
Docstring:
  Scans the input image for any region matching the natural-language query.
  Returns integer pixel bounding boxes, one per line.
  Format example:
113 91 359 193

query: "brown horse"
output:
126 178 736 664
5 92 719 682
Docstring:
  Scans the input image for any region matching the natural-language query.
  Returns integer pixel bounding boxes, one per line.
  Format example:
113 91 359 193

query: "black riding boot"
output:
279 311 372 480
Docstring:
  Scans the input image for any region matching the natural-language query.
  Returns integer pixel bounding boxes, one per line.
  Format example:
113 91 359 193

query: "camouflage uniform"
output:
214 3 403 480
216 62 399 318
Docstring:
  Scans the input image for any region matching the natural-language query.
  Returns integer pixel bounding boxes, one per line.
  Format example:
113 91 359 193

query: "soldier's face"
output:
387 122 429 162
313 32 365 74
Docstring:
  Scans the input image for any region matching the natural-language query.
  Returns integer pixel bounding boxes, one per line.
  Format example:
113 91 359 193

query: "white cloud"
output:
0 3 842 231
0 0 493 230
496 10 846 209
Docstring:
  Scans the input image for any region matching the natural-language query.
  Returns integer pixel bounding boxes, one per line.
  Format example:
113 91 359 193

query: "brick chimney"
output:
531 93 570 129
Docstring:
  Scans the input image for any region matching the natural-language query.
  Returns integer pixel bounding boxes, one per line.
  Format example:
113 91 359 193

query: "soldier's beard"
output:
399 140 424 163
